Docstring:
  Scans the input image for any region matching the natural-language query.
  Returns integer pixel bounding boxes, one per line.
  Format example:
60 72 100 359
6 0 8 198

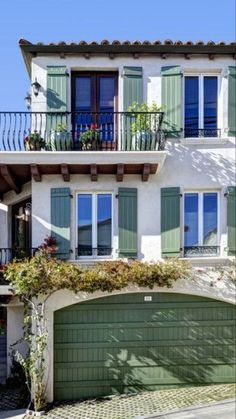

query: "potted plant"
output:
50 123 72 151
24 132 45 151
127 102 162 150
80 123 101 150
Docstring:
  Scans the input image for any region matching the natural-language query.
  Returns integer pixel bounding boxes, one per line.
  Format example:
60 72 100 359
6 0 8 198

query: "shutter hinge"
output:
70 249 73 253
115 194 119 199
70 194 73 198
179 193 183 197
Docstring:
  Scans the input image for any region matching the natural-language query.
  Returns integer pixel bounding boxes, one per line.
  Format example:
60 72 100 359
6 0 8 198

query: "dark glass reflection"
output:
184 193 199 246
97 194 112 255
185 77 199 137
204 76 217 135
77 194 92 256
203 193 217 245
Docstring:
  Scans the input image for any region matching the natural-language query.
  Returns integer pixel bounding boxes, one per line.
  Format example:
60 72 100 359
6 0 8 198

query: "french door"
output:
72 72 118 146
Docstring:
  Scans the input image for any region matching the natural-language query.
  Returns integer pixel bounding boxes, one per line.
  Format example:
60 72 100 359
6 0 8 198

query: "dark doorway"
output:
11 198 32 257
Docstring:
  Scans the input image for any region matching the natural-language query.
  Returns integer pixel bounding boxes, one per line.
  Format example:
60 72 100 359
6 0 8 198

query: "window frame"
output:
71 71 118 114
182 190 220 249
76 191 114 258
183 72 220 137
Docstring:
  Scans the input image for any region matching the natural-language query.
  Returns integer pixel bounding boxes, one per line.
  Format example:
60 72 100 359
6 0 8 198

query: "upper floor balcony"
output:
0 111 165 152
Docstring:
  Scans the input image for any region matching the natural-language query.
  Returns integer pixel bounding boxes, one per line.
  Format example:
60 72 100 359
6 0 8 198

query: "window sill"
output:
180 137 229 145
180 256 234 267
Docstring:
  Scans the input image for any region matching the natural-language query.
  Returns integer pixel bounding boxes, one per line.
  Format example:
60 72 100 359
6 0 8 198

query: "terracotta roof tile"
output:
19 38 236 47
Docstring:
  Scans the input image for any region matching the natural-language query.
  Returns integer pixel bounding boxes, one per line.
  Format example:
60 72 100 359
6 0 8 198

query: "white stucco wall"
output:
31 133 235 261
30 54 234 135
0 203 8 248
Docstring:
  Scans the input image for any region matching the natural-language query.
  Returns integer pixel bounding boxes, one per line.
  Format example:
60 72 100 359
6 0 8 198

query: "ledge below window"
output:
180 137 229 145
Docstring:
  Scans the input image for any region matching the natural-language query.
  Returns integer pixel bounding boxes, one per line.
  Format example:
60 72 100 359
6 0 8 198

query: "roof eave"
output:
19 43 236 76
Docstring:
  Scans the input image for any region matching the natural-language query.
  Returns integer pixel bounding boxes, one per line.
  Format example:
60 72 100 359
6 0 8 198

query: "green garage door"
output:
54 293 236 401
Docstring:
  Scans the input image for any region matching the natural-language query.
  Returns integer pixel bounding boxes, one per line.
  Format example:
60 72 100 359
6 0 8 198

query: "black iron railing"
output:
0 112 165 152
0 248 38 265
184 128 221 138
75 247 113 258
184 246 220 257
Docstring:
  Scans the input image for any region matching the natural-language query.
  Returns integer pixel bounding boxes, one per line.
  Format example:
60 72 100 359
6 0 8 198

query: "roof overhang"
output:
19 40 236 76
0 151 167 199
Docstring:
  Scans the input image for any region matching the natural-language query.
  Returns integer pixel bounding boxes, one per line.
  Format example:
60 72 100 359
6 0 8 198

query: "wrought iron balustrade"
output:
184 128 222 138
0 111 165 152
0 247 38 266
184 246 220 257
75 247 113 258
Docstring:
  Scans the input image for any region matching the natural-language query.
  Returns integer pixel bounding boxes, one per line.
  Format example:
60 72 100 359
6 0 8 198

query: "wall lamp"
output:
24 92 32 109
24 203 32 217
31 78 41 96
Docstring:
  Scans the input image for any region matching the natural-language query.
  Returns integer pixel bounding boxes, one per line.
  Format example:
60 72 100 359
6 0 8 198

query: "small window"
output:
184 75 218 138
184 192 219 257
77 193 112 257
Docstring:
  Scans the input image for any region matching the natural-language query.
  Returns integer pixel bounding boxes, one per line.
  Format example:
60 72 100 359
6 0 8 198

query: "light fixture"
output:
31 78 41 96
25 203 32 217
24 92 31 109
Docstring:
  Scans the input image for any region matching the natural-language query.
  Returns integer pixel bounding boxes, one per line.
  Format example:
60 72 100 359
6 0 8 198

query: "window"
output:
77 193 112 257
73 72 118 144
184 192 219 256
184 75 218 138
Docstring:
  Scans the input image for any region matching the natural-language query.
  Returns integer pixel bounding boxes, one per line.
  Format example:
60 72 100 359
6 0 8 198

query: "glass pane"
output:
204 77 217 135
99 77 115 111
203 193 217 245
99 77 115 141
77 194 92 256
184 193 199 246
97 194 112 255
185 77 199 137
75 77 91 111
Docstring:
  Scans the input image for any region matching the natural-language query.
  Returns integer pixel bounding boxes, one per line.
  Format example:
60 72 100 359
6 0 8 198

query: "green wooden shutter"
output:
161 66 182 138
228 66 236 137
47 66 68 144
47 66 67 111
51 188 71 259
123 67 143 150
227 186 236 256
123 67 143 110
161 187 181 257
118 188 138 258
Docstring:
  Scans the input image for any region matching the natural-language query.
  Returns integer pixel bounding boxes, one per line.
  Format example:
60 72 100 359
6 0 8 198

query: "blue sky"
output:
0 0 235 110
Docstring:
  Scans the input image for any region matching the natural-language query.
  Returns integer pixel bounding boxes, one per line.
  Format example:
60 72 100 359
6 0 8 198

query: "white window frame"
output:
183 191 220 248
183 73 220 137
76 191 113 258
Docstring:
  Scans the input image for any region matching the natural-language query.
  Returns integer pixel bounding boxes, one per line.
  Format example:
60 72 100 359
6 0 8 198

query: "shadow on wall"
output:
54 293 236 400
163 141 236 186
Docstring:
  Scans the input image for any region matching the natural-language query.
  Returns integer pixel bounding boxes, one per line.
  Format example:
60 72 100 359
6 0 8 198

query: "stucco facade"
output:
0 41 235 399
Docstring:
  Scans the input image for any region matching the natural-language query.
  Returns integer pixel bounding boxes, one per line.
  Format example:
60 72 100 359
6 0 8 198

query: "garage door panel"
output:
55 304 234 324
54 324 235 344
54 293 236 400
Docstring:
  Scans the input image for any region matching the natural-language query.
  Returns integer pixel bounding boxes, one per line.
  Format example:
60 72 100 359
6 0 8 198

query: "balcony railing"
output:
75 247 113 258
0 248 38 266
184 128 222 138
0 111 165 152
184 246 220 257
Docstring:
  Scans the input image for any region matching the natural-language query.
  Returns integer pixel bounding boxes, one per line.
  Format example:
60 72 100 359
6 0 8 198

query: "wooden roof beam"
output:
116 164 124 182
142 163 151 181
0 165 21 194
31 164 41 182
61 164 70 182
90 164 97 181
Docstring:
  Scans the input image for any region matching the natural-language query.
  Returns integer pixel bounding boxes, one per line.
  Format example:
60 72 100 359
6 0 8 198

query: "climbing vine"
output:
4 250 190 411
